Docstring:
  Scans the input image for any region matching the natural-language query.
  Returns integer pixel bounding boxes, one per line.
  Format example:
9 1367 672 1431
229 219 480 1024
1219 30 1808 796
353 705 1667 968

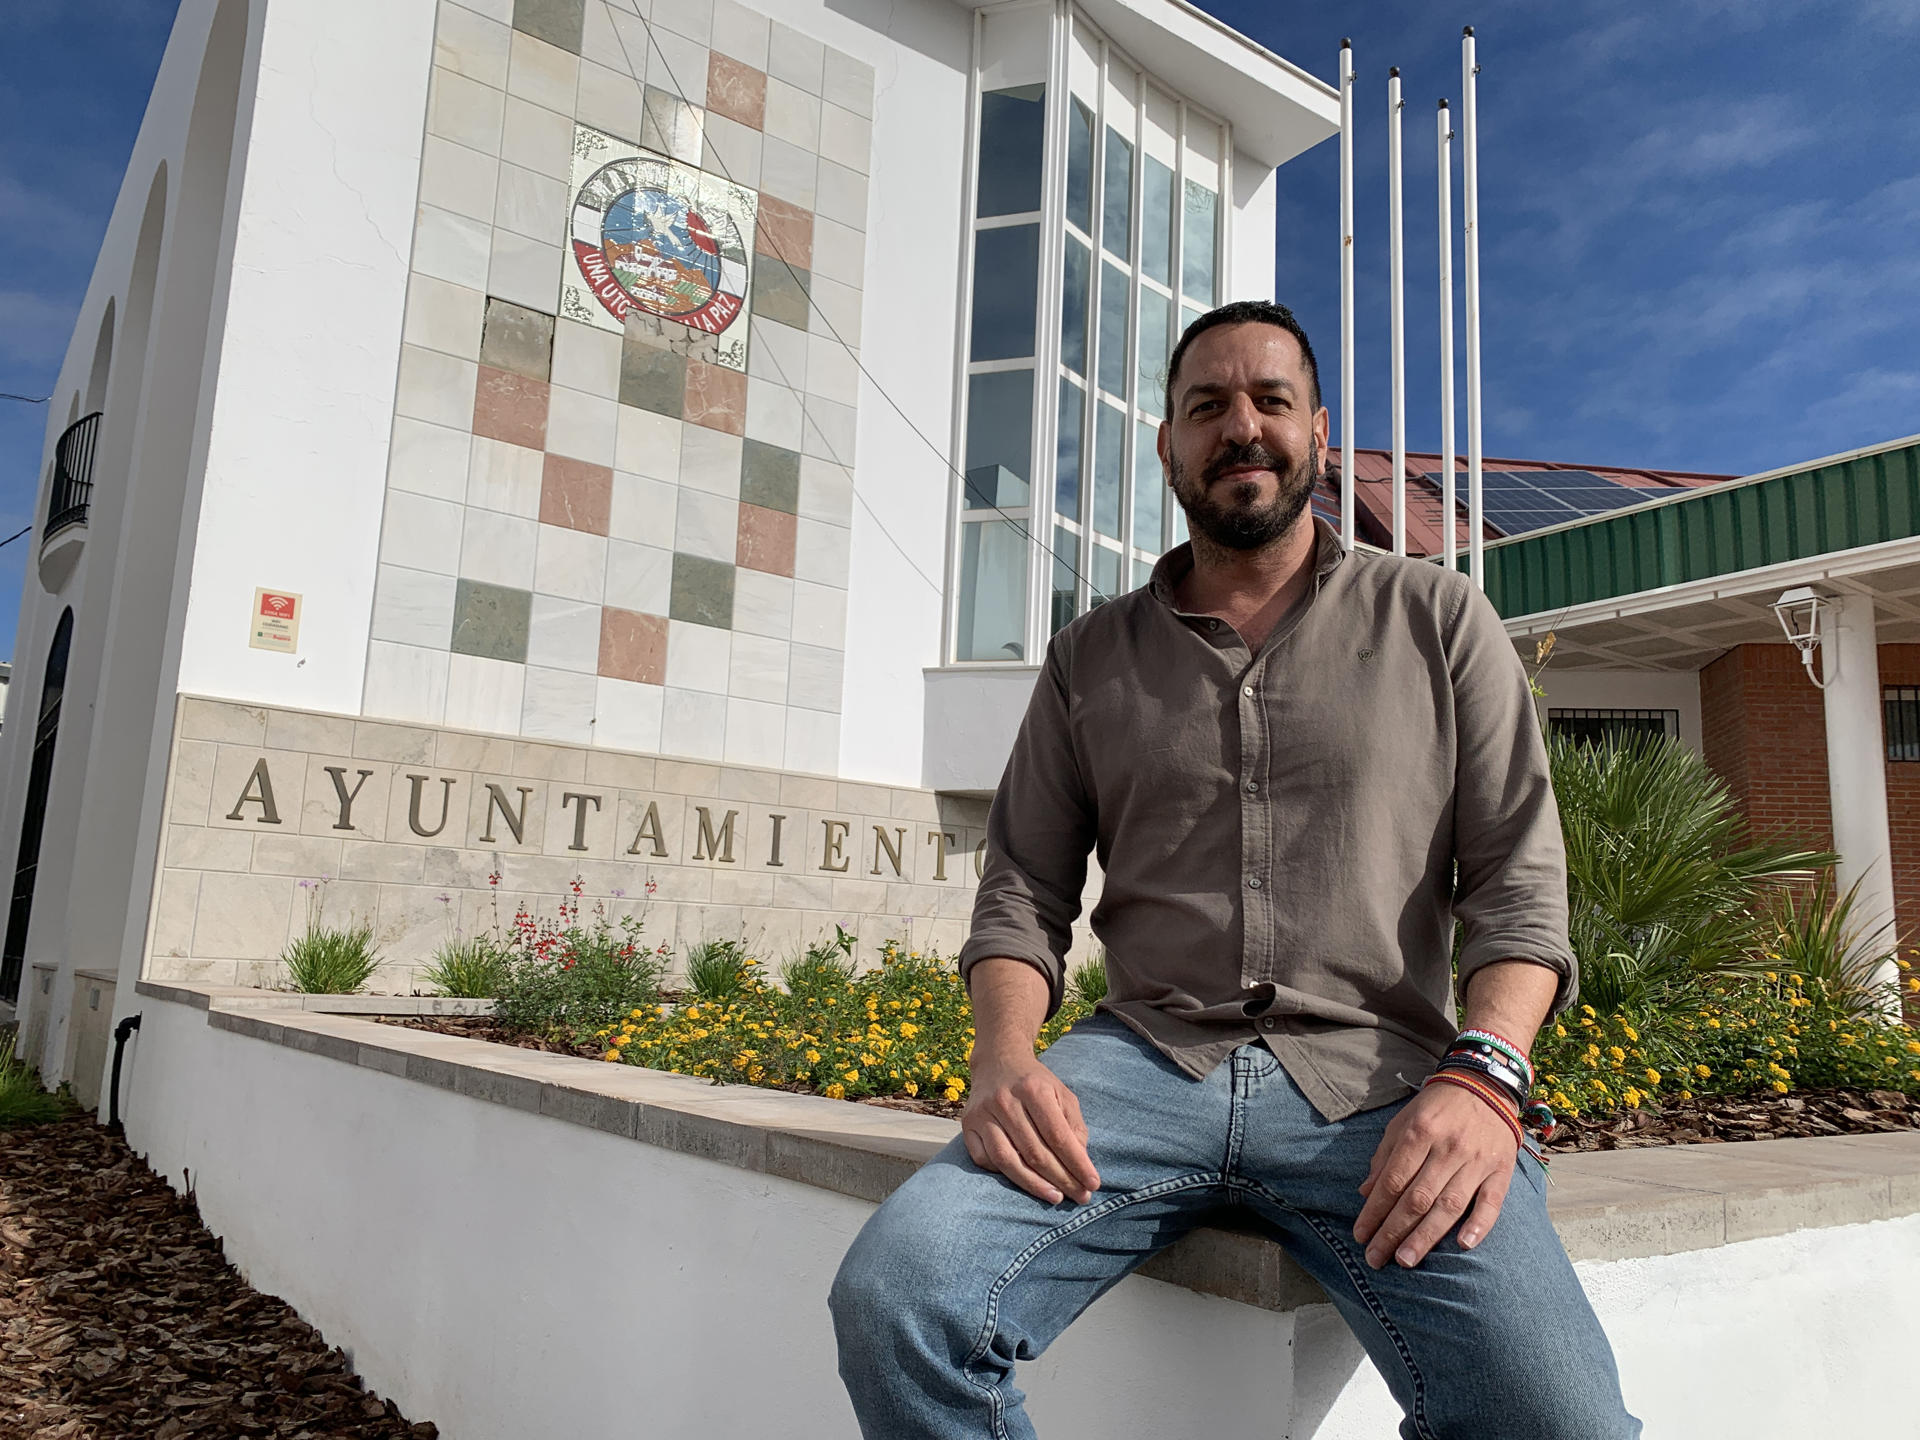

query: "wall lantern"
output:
1771 585 1828 690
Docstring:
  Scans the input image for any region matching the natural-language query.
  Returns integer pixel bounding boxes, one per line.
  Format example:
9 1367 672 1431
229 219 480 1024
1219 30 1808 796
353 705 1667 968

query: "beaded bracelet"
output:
1423 1069 1524 1147
1435 1048 1530 1110
1453 1027 1535 1088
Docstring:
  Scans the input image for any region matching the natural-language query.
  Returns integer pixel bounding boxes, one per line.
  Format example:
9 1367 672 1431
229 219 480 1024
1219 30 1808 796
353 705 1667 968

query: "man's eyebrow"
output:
1178 376 1299 401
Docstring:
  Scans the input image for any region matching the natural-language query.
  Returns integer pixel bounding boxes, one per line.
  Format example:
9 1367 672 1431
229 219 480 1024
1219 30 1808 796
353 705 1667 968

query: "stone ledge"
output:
133 981 1920 1311
134 981 493 1017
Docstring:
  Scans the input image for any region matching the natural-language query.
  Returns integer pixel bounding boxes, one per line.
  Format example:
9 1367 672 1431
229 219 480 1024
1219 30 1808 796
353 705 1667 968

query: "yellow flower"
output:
900 1023 919 1038
1772 1081 1790 1094
1764 972 1778 983
1678 1089 1694 1101
1623 1086 1643 1107
1621 1025 1639 1042
1581 1005 1596 1018
825 1083 846 1100
1644 1068 1661 1084
1553 1024 1567 1038
1608 1046 1626 1062
806 1049 821 1064
844 1069 861 1083
904 1081 918 1096
602 1050 620 1062
1707 1018 1721 1029
1695 1064 1711 1079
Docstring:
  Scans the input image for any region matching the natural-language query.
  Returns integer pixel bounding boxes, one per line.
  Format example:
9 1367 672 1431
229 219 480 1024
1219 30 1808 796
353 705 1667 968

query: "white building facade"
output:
0 0 1335 1101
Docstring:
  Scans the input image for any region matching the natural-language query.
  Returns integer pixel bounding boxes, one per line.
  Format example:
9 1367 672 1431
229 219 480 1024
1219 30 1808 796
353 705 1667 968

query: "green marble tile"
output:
451 579 533 662
481 298 555 380
620 336 686 417
670 553 735 629
751 259 811 330
741 439 801 514
512 0 584 53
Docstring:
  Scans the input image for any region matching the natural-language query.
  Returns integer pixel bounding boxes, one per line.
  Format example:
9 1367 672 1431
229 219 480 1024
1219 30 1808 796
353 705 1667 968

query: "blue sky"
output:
2 2 1918 657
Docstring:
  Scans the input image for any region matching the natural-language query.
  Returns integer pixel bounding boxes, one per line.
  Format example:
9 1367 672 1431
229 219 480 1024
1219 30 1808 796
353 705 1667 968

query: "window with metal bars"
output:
1546 708 1680 747
1885 687 1920 762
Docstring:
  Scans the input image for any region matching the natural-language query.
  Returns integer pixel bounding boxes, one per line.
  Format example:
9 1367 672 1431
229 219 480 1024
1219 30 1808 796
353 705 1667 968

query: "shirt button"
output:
1260 1016 1278 1032
1246 876 1263 890
1245 781 1259 793
1242 686 1254 697
1207 619 1219 630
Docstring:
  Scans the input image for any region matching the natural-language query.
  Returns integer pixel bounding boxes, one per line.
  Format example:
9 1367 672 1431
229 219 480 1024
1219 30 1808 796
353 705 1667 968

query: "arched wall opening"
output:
83 302 116 414
0 610 74 1005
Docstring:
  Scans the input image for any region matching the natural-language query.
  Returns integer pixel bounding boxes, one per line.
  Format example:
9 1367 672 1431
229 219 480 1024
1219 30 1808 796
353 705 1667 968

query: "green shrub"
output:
1067 951 1108 1009
489 891 669 1043
1766 871 1896 1017
779 925 860 993
283 921 382 994
423 935 508 998
684 938 753 1001
0 1055 64 1129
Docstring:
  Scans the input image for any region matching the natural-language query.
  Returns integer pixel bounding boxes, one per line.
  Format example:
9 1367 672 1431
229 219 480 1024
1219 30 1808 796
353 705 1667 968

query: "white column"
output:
1822 592 1898 990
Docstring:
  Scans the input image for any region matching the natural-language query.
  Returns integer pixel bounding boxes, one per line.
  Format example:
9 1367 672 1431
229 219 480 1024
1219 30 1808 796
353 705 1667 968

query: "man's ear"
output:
1156 419 1172 470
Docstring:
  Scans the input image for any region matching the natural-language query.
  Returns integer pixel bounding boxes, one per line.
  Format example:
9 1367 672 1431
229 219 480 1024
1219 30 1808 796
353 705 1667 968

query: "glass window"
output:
964 370 1033 509
1056 377 1085 520
957 519 1028 661
1137 288 1170 417
1061 236 1090 377
1066 98 1094 234
1093 402 1123 539
1141 155 1173 286
1051 524 1078 635
1132 556 1153 589
1171 507 1188 544
1182 180 1217 304
976 86 1046 218
1090 544 1123 606
1102 128 1133 262
1181 302 1203 339
969 224 1039 362
1097 261 1129 399
1133 418 1162 549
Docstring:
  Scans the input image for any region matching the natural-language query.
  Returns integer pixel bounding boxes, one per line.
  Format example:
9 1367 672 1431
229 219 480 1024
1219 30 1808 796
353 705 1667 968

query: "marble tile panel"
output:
522 665 599 744
539 452 613 534
592 677 665 754
501 93 575 178
527 593 604 672
363 642 451 725
753 193 812 269
675 489 739 564
793 516 851 587
803 393 856 464
582 748 656 790
467 435 545 516
645 28 710 106
437 1 512 87
744 376 804 451
179 697 270 744
251 833 348 879
507 28 580 110
710 869 775 908
765 22 822 95
419 134 500 223
783 705 840 776
472 364 550 448
166 739 217 825
434 729 517 772
791 578 848 649
403 273 486 361
701 112 761 191
165 823 254 873
389 417 472 503
380 490 466 576
677 424 743 499
480 296 554 379
821 47 874 119
819 101 872 175
296 756 393 841
428 65 507 153
682 358 747 435
740 438 800 514
608 472 678 547
446 652 530 733
726 630 788 703
598 606 668 684
746 316 807 390
654 758 723 796
805 330 859 408
578 1 632 74
533 523 609 603
786 640 843 711
451 578 533 661
705 51 764 129
395 343 480 431
716 765 782 804
603 538 673 613
798 456 854 526
762 77 820 151
339 839 428 885
750 258 810 330
509 738 587 781
665 619 732 693
488 228 564 314
669 553 735 628
814 156 867 233
809 216 865 289
613 402 682 480
576 58 646 139
640 85 705 166
548 379 620 460
550 317 623 398
736 502 795 576
651 0 711 44
372 564 458 648
661 686 728 761
731 566 792 640
604 7 652 77
723 697 785 768
512 0 586 53
494 160 570 242
207 743 310 835
708 0 769 68
460 506 540 588
619 334 686 416
351 719 438 766
759 133 817 210
194 873 297 961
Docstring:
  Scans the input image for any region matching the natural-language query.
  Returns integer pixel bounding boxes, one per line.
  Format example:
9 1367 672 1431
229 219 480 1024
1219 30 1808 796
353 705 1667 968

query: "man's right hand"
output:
960 1051 1101 1206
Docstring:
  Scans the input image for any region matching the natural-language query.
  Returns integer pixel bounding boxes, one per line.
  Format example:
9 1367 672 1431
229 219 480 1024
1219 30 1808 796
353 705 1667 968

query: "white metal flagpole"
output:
1462 26 1485 588
1438 99 1456 573
1388 67 1406 557
1339 38 1355 552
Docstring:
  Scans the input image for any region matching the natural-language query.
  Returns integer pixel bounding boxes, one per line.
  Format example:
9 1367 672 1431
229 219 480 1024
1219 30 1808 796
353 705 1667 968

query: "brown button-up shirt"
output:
958 518 1576 1121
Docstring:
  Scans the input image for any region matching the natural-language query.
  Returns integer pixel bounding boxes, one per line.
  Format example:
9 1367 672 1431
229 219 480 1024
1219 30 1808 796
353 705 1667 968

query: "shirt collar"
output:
1148 516 1349 611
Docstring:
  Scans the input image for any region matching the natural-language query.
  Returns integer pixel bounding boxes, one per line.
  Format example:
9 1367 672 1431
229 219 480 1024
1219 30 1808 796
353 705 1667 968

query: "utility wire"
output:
0 391 50 405
603 8 1101 611
0 524 34 549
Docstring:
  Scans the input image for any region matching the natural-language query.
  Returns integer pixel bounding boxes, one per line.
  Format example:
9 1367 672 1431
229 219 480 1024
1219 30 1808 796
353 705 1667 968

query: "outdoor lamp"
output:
1771 585 1828 689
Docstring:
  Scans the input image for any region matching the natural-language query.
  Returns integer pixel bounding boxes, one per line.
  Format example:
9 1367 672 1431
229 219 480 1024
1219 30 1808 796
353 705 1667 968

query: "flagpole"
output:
1388 67 1406 557
1339 38 1356 552
1462 26 1485 588
1438 98 1457 573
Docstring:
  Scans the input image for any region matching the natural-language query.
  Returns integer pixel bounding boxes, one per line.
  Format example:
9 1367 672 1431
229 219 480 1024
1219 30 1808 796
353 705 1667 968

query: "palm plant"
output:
684 938 753 1001
1765 870 1898 1016
1549 730 1834 1011
1067 949 1108 1009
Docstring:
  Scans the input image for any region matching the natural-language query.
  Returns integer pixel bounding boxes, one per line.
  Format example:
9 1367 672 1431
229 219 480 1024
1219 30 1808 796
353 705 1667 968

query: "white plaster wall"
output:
1229 149 1279 304
1535 668 1705 754
922 662 1040 794
172 0 436 714
120 998 1920 1440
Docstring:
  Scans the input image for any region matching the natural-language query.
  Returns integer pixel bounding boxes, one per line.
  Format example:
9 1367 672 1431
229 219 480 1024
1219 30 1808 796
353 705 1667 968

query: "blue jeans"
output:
830 1015 1639 1439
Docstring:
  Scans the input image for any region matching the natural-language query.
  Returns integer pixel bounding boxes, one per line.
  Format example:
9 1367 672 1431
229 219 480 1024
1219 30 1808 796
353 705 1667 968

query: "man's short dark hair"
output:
1163 300 1322 419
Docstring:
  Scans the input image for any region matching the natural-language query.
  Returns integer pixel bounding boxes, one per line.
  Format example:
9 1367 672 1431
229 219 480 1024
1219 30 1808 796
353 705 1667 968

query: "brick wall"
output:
1881 645 1920 950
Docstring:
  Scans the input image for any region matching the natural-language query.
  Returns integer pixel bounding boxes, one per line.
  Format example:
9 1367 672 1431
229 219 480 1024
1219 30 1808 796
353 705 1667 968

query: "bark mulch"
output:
377 1015 1920 1149
0 1115 437 1440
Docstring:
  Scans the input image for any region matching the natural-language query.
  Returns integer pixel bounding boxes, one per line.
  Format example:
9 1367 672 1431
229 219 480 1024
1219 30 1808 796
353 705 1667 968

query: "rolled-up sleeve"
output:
957 632 1096 1015
1446 580 1579 1013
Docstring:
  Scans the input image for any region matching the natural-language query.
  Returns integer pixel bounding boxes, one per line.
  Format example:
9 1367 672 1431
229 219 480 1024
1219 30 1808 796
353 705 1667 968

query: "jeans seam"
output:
1234 1177 1437 1440
962 1172 1225 1439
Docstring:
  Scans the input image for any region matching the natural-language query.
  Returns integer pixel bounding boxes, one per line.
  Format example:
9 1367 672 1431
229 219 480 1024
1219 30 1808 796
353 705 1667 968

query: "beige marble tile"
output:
193 873 298 961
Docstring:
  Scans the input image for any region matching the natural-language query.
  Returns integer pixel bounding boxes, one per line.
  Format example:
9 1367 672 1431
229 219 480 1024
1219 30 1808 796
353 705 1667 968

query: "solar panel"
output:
1418 469 1674 538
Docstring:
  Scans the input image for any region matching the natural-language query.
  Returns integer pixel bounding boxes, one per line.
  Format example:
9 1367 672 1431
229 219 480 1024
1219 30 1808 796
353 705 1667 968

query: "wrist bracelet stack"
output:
1424 1026 1558 1159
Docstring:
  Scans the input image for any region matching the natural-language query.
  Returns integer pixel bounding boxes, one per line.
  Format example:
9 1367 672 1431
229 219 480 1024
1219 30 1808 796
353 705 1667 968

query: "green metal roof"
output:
1472 434 1920 619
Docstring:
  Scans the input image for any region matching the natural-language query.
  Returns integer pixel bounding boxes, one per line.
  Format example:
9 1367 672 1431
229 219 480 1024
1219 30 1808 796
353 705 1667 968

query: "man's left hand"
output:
1352 1081 1519 1269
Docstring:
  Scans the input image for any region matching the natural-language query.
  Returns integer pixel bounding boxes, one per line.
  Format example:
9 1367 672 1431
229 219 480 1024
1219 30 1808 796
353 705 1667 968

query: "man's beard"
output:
1169 436 1319 551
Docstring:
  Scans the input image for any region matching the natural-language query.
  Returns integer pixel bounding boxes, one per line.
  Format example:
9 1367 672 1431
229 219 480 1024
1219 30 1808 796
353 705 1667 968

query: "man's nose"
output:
1222 392 1262 442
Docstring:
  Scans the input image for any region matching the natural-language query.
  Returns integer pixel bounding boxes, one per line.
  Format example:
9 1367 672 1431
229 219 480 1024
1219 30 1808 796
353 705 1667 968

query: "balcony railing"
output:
46 411 102 537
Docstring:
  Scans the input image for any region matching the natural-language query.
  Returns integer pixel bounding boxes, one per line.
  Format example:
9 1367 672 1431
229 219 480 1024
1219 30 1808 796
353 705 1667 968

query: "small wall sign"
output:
250 588 302 653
